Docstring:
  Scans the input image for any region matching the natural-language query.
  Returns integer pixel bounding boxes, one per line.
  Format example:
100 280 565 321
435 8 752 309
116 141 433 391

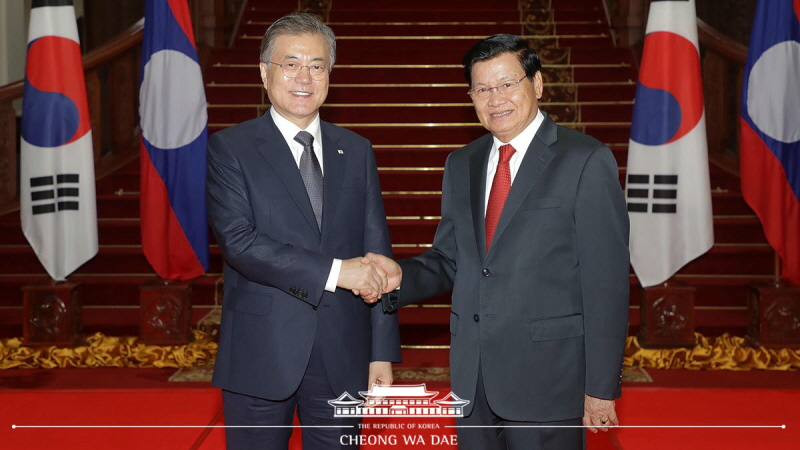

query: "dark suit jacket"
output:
207 112 401 401
384 113 629 422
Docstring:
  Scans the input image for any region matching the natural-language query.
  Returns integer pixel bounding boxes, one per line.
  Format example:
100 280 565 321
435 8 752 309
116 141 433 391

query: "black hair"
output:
461 34 542 86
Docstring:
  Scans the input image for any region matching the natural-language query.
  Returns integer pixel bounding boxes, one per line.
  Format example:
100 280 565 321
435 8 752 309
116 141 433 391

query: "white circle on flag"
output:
140 49 207 150
746 40 800 144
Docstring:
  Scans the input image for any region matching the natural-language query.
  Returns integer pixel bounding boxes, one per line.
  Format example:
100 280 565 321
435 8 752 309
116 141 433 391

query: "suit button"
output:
482 268 490 277
474 314 480 322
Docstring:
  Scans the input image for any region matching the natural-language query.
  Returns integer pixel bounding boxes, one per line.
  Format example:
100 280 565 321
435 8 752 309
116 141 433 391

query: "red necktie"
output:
485 144 515 251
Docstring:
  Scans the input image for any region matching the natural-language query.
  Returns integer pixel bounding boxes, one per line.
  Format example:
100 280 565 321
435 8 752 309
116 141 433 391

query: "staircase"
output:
0 0 769 354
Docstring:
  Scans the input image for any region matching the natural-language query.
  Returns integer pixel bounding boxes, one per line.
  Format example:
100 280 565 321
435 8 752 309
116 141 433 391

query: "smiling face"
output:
260 33 330 129
470 52 543 143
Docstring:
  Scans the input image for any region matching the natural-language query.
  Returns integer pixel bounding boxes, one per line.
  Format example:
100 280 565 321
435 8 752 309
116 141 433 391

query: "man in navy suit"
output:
206 12 401 450
365 34 630 450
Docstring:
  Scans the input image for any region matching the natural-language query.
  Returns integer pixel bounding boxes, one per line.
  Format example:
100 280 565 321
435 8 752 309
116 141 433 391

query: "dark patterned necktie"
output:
294 131 323 230
485 144 515 251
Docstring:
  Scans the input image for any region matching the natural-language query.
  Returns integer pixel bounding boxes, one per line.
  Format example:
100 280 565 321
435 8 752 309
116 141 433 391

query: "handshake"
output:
336 253 402 303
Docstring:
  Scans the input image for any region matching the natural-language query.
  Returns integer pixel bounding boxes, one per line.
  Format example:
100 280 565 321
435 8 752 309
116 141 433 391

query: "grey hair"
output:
259 12 336 68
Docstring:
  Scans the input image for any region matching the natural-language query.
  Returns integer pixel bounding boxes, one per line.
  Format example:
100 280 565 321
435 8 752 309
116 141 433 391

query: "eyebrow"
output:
473 75 519 86
282 54 326 62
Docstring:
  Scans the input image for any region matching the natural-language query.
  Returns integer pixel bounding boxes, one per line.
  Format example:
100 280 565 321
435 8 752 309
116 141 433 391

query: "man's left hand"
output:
366 361 393 406
583 394 618 433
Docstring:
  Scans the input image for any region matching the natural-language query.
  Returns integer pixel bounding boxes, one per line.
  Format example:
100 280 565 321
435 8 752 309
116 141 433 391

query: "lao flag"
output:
626 0 714 287
20 0 98 281
740 0 800 285
139 0 209 279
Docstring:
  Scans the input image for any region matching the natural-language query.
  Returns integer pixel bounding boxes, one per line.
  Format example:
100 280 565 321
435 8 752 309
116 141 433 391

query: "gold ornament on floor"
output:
0 330 217 369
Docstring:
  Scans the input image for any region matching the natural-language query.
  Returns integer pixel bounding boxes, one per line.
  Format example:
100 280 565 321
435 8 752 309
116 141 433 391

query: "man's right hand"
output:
337 257 388 300
359 253 402 303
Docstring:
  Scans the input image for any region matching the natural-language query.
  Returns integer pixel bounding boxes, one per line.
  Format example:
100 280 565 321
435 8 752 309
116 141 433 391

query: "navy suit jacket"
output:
383 114 630 422
207 112 401 400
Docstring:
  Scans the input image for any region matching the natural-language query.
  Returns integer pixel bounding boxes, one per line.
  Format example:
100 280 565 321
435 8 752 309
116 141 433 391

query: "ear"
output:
533 71 544 100
259 62 269 89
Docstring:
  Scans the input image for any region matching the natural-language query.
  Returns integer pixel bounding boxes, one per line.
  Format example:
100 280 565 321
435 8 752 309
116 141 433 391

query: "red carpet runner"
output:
4 387 797 449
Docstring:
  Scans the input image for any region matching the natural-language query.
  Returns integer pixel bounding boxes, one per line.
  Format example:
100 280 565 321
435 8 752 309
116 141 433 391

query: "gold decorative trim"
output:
213 63 629 69
382 191 442 195
386 216 442 220
374 145 459 148
378 167 444 171
400 344 449 349
333 122 631 127
625 333 800 370
207 81 636 88
208 100 633 108
241 34 608 40
3 333 794 371
0 331 217 369
247 21 601 26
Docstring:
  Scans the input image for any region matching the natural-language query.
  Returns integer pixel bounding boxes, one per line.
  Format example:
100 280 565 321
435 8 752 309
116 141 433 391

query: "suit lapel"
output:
320 122 345 248
487 115 558 256
469 136 492 262
256 114 321 237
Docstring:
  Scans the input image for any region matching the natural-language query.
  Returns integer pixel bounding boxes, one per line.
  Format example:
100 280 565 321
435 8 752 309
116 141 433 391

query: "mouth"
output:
290 91 313 97
490 110 513 118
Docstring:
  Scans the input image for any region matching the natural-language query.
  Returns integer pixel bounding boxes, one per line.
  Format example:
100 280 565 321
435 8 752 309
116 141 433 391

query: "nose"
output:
295 65 313 83
487 88 506 106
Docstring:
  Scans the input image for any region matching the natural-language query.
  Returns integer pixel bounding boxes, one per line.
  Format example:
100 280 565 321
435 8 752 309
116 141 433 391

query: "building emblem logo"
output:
328 384 469 417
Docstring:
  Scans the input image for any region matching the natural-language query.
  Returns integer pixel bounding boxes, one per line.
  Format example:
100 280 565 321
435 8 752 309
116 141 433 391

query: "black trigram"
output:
30 174 80 215
626 174 678 214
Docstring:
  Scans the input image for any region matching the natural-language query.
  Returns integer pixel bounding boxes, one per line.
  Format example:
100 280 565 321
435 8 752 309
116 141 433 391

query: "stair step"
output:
205 64 635 85
207 102 634 126
239 22 615 39
322 9 605 23
89 190 755 221
331 0 522 10
3 215 764 247
0 241 771 278
236 35 615 51
207 46 633 66
205 83 637 106
0 274 223 308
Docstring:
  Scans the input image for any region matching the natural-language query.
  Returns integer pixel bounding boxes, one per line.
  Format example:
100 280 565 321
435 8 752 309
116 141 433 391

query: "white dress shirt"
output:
270 107 341 292
484 109 545 215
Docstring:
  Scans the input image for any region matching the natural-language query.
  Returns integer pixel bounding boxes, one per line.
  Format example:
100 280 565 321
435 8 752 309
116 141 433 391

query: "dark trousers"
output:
455 369 585 450
222 339 360 450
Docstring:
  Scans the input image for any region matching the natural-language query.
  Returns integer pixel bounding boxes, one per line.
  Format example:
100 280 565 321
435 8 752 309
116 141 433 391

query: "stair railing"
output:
0 19 144 216
697 18 748 177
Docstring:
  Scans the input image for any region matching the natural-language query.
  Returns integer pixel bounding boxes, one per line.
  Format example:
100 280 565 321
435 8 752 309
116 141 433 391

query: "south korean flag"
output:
21 0 98 280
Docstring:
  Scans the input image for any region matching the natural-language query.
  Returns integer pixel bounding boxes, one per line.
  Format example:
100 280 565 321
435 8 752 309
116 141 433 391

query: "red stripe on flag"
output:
740 119 800 284
140 140 205 280
167 0 196 49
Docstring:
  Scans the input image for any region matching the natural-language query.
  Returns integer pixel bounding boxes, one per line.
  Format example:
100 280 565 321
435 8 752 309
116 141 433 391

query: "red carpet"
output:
613 388 800 450
4 388 221 450
4 384 798 449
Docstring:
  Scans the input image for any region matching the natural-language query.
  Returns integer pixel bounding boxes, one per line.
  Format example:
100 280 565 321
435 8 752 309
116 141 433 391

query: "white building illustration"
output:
327 383 470 417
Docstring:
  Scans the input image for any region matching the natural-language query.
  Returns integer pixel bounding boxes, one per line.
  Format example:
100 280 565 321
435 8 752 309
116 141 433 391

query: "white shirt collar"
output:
270 107 324 170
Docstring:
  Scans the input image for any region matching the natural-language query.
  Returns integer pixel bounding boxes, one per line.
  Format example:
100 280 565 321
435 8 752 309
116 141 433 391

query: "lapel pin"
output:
337 149 344 155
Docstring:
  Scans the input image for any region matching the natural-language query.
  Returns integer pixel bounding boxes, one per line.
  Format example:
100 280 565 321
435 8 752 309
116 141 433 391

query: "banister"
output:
0 19 144 105
697 18 747 65
696 18 748 177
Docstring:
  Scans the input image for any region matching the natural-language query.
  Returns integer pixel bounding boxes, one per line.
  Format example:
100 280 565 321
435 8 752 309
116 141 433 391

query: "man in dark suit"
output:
364 34 630 450
206 13 400 450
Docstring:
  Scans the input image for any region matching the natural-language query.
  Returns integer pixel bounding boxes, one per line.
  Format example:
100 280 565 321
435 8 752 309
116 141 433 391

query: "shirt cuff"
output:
325 258 342 292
